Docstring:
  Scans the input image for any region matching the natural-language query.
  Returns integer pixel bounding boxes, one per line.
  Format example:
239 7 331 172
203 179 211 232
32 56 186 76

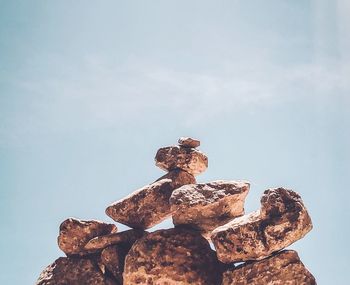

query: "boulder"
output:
211 188 312 263
155 146 208 176
101 245 129 284
58 218 117 255
178 137 200 148
170 180 250 238
123 228 220 285
106 170 195 229
222 250 316 285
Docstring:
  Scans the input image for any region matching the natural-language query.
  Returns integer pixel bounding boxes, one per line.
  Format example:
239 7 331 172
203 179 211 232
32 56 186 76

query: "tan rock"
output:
58 218 117 255
101 245 129 284
84 229 145 252
105 169 195 229
222 250 316 285
170 180 250 238
36 257 117 285
211 188 313 263
155 145 208 175
178 137 200 148
123 228 220 285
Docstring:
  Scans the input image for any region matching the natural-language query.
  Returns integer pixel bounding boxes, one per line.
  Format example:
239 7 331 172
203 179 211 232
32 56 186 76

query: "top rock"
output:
178 137 200 148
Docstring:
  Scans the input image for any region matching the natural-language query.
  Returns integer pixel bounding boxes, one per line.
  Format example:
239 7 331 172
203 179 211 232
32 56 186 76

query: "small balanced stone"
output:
58 218 117 255
36 257 117 285
211 188 313 263
170 180 250 238
178 137 200 148
222 250 316 285
105 169 195 229
123 228 221 285
155 145 208 176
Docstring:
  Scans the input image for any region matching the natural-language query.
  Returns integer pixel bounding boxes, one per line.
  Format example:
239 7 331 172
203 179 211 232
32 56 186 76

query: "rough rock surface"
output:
106 170 195 229
178 137 200 148
222 250 316 285
170 181 250 238
84 229 145 252
36 257 117 285
155 146 208 176
58 218 117 255
211 188 313 263
123 228 220 285
101 245 129 284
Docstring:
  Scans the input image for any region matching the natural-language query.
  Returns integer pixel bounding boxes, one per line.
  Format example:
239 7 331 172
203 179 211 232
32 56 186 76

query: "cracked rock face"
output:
170 181 250 238
155 146 208 176
36 257 117 285
123 228 220 285
211 188 313 263
178 137 200 148
222 250 317 285
58 218 117 255
105 170 195 229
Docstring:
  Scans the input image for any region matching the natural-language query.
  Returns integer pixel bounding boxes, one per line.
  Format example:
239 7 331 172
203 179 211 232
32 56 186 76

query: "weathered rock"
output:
222 250 316 285
155 145 208 176
170 180 250 238
101 245 129 284
106 169 195 229
178 137 200 148
123 228 221 285
58 218 117 255
36 257 117 285
84 229 145 252
211 188 313 263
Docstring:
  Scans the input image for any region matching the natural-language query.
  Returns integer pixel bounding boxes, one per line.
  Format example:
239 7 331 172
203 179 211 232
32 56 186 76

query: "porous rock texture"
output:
36 257 117 285
222 250 316 285
178 137 200 148
105 169 195 229
155 145 208 176
123 228 221 285
170 180 250 238
101 245 129 284
58 218 117 255
211 188 313 263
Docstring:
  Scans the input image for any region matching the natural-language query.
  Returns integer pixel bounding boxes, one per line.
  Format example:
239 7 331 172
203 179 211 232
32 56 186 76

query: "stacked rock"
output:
36 137 316 285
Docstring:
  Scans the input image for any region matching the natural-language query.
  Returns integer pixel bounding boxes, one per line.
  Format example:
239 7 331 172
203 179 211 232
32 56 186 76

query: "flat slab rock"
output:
123 228 220 285
155 145 208 176
58 218 117 255
211 188 313 263
178 137 200 148
106 169 195 229
170 180 250 238
222 250 316 285
36 257 117 285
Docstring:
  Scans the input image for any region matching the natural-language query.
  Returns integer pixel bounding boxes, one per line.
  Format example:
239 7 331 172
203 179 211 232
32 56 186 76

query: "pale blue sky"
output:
0 1 349 284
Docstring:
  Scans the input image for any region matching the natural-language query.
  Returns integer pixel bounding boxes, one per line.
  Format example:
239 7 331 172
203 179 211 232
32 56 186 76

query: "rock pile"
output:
36 137 316 285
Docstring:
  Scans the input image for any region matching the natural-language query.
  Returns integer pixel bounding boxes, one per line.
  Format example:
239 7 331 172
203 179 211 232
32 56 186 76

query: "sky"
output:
0 0 349 284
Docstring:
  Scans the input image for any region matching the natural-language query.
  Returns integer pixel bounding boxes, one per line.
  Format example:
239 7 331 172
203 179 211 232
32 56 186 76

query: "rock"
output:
155 145 208 176
222 250 316 285
178 137 200 148
58 218 117 255
211 188 313 263
106 170 195 229
101 245 129 284
84 229 145 252
36 257 117 285
170 180 250 238
123 228 221 285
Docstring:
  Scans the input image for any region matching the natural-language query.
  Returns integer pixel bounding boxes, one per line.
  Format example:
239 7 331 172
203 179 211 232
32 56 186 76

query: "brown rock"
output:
105 169 195 229
211 188 313 263
155 145 208 176
58 218 117 255
222 250 316 285
178 137 200 148
36 257 117 285
123 228 220 285
84 229 145 252
170 180 250 238
101 245 129 284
